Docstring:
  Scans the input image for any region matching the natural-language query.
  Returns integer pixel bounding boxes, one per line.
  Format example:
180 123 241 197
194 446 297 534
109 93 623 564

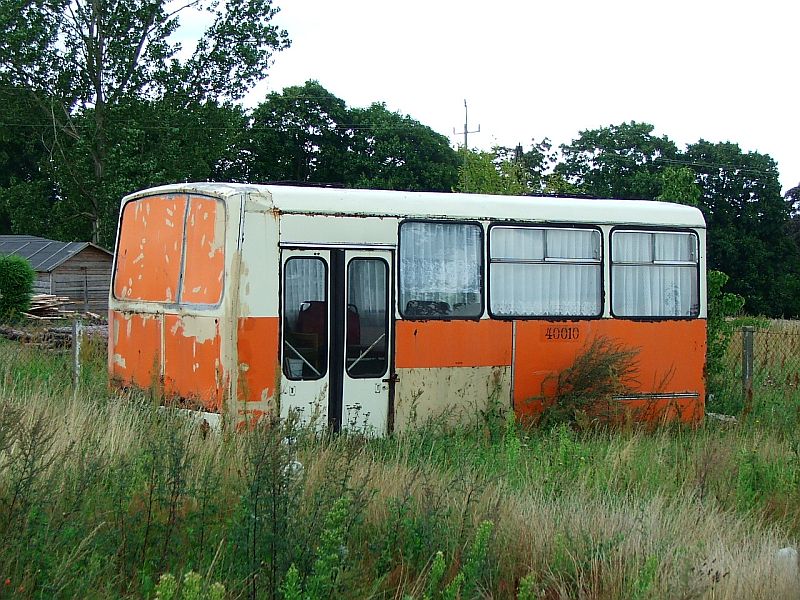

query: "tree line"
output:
1 1 798 317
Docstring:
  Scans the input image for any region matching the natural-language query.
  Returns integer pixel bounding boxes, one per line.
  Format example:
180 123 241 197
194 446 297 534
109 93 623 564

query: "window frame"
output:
486 222 604 320
281 255 330 382
397 219 485 321
609 226 701 320
345 255 391 379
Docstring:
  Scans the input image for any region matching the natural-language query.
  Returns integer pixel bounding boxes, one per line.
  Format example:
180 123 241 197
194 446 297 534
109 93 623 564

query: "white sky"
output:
199 0 800 193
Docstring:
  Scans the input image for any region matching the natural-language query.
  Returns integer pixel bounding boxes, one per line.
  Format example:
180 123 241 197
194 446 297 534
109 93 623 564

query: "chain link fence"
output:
718 321 800 419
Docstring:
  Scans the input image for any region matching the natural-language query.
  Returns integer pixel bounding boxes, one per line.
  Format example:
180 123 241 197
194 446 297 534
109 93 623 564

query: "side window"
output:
283 257 328 380
611 230 699 317
489 226 602 317
399 221 483 319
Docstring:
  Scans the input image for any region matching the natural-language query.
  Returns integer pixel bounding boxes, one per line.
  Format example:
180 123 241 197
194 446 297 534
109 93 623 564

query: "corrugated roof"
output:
0 235 111 272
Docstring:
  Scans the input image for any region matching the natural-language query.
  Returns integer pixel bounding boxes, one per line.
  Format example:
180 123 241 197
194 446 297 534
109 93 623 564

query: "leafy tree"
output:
248 81 458 191
683 140 798 316
248 81 349 183
656 166 701 206
346 102 458 192
0 0 289 244
455 148 528 195
556 121 678 199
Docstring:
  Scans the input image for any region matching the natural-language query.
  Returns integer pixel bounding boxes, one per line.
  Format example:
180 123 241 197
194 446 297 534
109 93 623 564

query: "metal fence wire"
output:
726 321 800 405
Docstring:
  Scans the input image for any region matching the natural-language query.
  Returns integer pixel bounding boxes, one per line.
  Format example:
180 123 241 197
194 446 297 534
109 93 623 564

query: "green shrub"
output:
706 270 745 404
540 336 639 427
0 254 35 320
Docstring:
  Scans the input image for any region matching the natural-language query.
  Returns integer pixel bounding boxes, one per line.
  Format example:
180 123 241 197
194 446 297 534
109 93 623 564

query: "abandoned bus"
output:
108 183 706 432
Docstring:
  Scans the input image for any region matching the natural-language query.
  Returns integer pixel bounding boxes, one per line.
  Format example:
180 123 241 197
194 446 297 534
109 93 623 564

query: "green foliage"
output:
539 336 640 427
706 270 745 408
656 166 700 206
8 337 800 597
0 0 289 244
155 571 225 600
0 254 34 319
556 121 679 199
249 80 458 192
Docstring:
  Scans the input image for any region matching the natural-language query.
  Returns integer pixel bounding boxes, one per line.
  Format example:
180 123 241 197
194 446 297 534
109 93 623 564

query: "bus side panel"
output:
394 320 512 430
109 310 162 390
236 317 280 419
163 314 224 411
513 319 706 423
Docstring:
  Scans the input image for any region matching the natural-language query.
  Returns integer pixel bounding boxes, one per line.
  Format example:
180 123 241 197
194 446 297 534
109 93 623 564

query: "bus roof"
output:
123 182 707 229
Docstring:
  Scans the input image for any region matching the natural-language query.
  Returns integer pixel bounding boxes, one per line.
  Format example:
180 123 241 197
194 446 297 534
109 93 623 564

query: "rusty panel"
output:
394 366 511 432
163 314 223 411
109 310 162 390
181 197 225 305
395 320 512 368
513 319 706 423
236 317 280 404
113 195 187 302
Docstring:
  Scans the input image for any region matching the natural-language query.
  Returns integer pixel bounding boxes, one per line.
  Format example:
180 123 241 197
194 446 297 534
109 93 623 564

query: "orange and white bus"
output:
108 183 706 432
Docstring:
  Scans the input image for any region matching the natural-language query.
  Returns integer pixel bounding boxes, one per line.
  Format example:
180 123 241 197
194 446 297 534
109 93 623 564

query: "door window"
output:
346 258 389 378
283 257 328 380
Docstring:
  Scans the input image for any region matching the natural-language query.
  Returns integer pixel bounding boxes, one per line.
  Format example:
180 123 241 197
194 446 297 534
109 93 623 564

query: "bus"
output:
108 183 706 432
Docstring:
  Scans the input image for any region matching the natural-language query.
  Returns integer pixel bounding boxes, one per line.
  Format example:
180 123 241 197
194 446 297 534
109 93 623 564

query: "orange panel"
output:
113 195 187 302
513 319 706 423
237 317 280 403
181 197 225 305
163 314 223 411
108 310 162 390
395 320 512 368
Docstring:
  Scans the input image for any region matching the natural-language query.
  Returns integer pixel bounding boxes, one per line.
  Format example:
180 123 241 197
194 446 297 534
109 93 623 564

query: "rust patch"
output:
164 314 223 411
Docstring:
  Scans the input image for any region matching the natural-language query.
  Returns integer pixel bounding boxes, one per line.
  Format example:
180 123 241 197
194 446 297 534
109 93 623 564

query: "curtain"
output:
284 257 326 329
612 231 698 317
399 222 483 317
489 227 601 317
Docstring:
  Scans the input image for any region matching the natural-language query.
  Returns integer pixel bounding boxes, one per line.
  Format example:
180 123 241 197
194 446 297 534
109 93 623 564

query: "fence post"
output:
742 326 755 410
72 318 83 391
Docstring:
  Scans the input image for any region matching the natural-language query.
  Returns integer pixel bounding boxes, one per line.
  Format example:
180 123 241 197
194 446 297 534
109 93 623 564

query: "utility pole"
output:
454 99 480 149
454 100 480 192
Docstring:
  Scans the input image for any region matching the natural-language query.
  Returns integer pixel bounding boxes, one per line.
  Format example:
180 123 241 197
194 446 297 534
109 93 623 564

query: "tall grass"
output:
1 338 799 598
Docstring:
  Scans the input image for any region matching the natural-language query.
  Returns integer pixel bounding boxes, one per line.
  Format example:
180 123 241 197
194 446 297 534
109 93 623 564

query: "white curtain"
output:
489 227 601 317
612 231 698 317
399 222 483 317
284 257 326 328
348 258 387 330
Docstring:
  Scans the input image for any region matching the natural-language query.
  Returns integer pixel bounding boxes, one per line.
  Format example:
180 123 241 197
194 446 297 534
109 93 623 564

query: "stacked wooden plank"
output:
25 294 79 320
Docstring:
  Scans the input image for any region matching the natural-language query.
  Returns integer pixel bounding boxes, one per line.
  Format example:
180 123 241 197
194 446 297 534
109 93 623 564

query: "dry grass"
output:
2 338 800 598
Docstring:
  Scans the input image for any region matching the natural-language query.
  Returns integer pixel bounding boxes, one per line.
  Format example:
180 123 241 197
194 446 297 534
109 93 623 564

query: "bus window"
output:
611 230 699 318
346 258 388 378
489 226 601 318
399 221 483 319
283 257 328 380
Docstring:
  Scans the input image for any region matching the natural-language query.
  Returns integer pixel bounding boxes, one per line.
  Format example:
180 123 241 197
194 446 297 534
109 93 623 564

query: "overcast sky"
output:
228 0 798 193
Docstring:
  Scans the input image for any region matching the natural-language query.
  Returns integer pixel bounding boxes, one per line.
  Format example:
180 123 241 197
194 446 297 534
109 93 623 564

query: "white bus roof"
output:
124 182 706 229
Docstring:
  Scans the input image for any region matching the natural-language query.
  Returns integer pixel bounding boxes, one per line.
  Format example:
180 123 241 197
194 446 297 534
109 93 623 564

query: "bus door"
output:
280 248 393 434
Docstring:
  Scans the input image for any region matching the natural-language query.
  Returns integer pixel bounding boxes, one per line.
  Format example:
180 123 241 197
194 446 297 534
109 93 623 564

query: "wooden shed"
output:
0 235 113 313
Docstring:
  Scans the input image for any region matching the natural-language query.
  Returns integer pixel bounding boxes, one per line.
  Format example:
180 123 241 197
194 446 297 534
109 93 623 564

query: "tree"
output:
346 102 458 191
556 121 679 199
248 81 458 191
656 166 701 206
684 140 799 316
248 81 349 183
0 0 289 244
